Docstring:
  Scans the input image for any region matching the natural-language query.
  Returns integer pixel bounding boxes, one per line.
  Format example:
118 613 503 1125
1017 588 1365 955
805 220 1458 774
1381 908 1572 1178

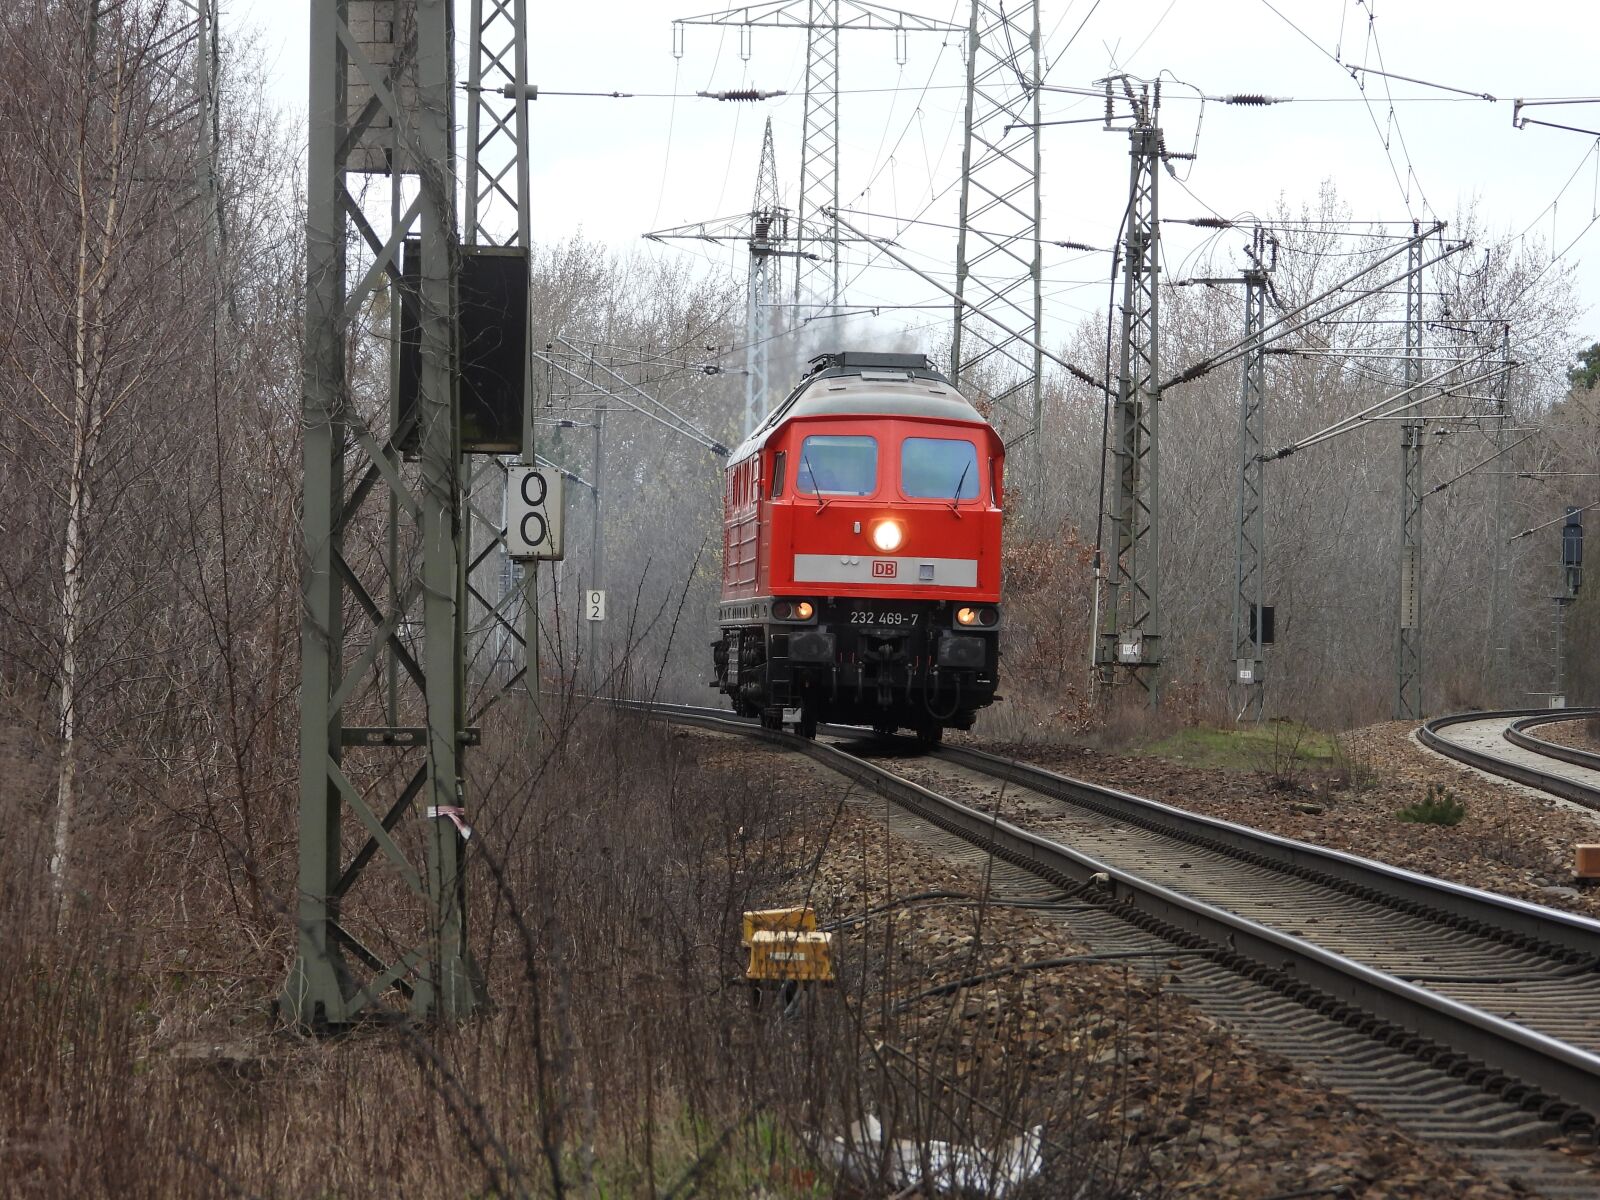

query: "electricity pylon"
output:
746 118 784 433
1395 223 1425 719
673 2 962 322
1232 230 1271 721
1488 323 1512 701
1184 229 1273 718
460 0 544 747
100 2 226 265
645 117 797 435
282 0 487 1027
183 0 223 264
1096 78 1164 700
796 2 839 319
952 0 1043 486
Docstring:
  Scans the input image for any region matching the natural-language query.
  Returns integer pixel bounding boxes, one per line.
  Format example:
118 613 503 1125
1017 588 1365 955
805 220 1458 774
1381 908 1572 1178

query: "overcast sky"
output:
233 0 1600 356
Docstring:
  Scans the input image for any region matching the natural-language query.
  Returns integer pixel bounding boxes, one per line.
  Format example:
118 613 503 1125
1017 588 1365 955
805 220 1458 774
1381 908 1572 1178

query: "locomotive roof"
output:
730 357 991 463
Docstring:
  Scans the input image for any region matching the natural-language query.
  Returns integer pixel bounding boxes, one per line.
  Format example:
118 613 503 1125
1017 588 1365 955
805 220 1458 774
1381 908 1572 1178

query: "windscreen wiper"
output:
949 459 972 516
802 453 831 512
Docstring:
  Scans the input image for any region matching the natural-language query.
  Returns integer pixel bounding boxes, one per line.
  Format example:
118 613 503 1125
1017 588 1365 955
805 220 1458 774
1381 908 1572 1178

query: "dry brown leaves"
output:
716 738 1523 1199
989 721 1600 919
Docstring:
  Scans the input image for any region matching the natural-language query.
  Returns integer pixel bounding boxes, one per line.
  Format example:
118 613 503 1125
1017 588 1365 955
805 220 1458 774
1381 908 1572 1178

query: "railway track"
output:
1420 708 1600 809
617 699 1600 1192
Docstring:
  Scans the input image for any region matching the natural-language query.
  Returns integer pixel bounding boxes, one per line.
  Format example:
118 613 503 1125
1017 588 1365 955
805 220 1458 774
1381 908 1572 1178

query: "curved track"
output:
1508 713 1600 774
620 699 1600 1134
1421 709 1600 809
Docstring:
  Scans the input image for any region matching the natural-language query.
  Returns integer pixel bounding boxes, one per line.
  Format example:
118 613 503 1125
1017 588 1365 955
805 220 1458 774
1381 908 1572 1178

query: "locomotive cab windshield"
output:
797 435 877 496
901 437 980 500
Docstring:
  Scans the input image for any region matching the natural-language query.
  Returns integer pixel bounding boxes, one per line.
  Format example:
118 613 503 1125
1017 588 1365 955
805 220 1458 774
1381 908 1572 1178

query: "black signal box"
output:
1250 603 1276 646
1564 506 1584 595
397 242 527 455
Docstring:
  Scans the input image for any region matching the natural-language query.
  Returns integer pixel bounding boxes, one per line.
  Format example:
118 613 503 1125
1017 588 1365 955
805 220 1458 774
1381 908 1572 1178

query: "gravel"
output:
697 732 1549 1199
1533 717 1600 754
972 720 1600 920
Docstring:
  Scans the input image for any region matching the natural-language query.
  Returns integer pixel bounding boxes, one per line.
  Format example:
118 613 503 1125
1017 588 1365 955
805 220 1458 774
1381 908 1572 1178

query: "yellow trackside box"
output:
741 906 818 946
742 906 832 983
746 930 834 983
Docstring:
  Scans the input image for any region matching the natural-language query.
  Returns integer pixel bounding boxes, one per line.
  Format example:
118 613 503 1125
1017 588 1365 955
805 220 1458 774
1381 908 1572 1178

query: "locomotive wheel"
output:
798 707 818 740
914 723 943 747
760 707 784 731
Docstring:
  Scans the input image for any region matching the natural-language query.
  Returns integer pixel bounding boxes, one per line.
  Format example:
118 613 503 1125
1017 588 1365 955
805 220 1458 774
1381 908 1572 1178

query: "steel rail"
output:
616 698 1600 1126
1506 711 1600 774
934 741 1600 958
1421 708 1600 810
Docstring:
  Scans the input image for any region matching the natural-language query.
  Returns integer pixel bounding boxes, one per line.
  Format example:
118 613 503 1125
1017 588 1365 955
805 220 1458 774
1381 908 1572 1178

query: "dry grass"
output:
0 688 1179 1198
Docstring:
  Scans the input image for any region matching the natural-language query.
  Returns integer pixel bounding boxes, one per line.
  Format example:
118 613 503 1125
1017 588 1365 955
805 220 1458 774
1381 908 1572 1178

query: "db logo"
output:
872 560 897 578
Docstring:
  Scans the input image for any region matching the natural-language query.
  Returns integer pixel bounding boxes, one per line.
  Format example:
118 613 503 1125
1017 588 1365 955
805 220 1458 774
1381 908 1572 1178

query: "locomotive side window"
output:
770 451 786 498
901 437 980 499
796 435 878 496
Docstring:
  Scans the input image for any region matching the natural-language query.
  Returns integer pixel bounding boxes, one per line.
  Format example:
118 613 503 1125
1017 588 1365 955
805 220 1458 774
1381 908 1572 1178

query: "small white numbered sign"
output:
584 589 606 622
506 467 564 560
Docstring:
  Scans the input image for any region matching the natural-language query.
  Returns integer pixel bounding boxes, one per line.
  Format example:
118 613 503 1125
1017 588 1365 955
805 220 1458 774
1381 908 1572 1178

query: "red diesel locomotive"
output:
712 352 1003 742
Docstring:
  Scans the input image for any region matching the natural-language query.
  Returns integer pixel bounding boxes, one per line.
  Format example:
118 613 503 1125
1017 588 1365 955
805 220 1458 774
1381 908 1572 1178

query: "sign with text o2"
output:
506 467 565 560
584 590 606 622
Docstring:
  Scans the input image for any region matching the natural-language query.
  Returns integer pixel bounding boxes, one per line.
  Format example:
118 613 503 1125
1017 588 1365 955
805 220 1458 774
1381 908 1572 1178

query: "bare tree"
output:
0 0 212 903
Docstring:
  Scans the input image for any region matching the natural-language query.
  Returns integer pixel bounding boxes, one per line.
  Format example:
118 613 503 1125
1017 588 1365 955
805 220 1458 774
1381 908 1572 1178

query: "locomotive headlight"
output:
956 606 979 626
796 601 815 620
870 520 904 552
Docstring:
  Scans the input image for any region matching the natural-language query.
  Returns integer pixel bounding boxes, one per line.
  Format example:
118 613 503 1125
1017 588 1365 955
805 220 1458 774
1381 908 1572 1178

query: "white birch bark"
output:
50 32 122 905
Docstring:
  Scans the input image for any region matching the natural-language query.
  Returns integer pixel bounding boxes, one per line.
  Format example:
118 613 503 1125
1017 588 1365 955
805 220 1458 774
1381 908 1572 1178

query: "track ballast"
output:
619 698 1600 1143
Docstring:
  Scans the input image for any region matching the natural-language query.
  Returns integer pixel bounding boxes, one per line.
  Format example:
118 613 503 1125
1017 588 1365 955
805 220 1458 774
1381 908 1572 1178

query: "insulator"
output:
1225 93 1272 106
698 88 783 102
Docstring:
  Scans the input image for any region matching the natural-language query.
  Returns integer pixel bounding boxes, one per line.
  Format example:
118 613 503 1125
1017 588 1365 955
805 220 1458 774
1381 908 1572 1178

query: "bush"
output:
0 696 1182 1199
1396 784 1467 826
1329 734 1380 794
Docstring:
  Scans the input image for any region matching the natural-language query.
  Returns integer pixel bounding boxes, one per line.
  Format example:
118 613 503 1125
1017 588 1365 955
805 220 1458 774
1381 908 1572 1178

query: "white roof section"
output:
729 370 990 463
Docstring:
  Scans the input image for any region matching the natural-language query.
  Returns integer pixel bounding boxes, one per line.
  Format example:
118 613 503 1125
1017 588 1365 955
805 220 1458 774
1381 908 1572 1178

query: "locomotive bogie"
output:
713 597 999 735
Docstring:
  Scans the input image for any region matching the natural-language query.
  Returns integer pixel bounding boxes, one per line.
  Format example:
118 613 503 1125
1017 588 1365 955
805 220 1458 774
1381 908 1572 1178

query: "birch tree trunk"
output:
49 287 92 896
49 13 121 905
